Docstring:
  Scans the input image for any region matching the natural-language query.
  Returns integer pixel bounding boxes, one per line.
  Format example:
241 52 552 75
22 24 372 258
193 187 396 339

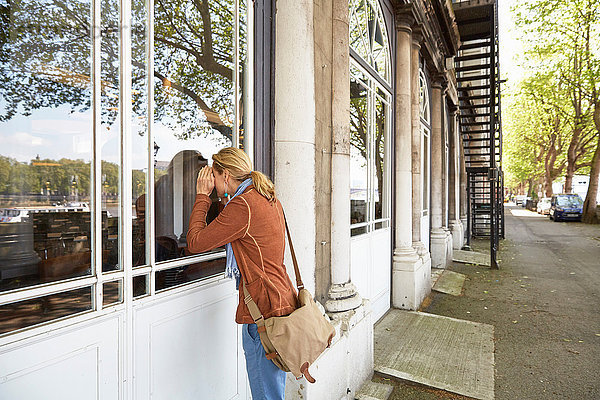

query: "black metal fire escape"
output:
452 0 503 268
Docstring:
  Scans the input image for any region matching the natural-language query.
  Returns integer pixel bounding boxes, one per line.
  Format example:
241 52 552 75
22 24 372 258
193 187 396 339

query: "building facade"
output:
0 0 487 399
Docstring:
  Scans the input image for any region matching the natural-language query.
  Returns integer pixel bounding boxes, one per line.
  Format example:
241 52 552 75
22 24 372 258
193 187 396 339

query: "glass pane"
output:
422 128 430 212
350 75 369 231
102 279 122 306
0 0 93 292
351 226 367 237
0 286 92 335
349 0 369 63
132 0 148 267
155 256 226 291
133 274 149 298
101 0 121 272
153 0 234 262
374 93 388 223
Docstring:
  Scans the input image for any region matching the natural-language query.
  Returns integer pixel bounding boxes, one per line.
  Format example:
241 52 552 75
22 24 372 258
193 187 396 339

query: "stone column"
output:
410 32 429 262
325 0 361 313
449 108 464 249
430 77 447 269
459 135 468 241
392 17 425 310
274 0 317 294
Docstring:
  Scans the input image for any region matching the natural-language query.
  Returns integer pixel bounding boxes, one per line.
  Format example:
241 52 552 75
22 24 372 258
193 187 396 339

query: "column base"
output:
430 228 447 269
460 215 467 238
449 219 464 249
325 282 362 313
444 228 454 266
392 246 427 309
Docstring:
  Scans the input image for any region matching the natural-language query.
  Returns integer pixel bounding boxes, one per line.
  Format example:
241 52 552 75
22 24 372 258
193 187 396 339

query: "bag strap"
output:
282 209 304 290
240 206 299 367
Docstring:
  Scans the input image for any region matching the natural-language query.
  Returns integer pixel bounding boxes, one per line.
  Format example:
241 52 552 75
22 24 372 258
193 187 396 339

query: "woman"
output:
187 147 298 400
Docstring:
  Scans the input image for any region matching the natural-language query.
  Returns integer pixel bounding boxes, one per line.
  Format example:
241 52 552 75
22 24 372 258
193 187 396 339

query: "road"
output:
378 205 600 399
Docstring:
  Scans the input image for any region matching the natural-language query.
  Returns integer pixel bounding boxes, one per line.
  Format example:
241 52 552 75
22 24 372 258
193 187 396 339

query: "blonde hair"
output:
212 147 276 204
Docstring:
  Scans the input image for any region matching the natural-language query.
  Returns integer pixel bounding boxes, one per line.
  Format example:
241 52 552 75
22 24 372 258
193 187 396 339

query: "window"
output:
349 0 391 237
0 0 251 335
419 69 431 216
349 64 391 237
349 0 391 84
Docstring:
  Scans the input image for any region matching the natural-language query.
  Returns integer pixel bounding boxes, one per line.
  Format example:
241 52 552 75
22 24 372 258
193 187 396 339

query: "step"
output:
459 41 492 51
355 381 394 400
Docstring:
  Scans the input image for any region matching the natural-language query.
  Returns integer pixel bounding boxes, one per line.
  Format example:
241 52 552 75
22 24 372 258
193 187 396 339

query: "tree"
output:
513 0 600 222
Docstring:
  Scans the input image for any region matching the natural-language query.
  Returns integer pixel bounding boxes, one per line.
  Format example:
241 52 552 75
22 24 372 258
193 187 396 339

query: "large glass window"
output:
350 62 391 237
349 0 391 237
0 0 93 292
0 0 251 335
420 69 431 216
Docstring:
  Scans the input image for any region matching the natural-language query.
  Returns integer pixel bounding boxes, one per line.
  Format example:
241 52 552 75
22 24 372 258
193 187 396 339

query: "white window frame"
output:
0 0 253 340
349 60 391 236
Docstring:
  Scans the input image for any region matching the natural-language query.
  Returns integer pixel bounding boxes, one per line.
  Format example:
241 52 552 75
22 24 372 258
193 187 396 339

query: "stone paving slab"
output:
453 249 491 267
433 270 467 296
354 381 394 400
374 310 495 400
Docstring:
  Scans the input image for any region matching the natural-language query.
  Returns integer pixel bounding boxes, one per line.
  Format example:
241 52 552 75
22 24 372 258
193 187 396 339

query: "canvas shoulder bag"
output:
241 212 335 383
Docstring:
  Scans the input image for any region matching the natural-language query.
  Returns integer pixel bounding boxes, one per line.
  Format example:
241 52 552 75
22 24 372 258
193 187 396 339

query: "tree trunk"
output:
564 161 576 193
582 104 600 223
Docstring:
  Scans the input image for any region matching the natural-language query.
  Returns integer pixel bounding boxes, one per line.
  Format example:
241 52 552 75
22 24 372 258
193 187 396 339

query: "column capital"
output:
431 73 447 90
412 27 423 48
396 15 414 34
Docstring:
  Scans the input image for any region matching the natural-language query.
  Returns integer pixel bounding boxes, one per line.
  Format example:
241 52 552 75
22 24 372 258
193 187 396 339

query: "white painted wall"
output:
133 280 246 400
0 315 121 399
350 228 391 323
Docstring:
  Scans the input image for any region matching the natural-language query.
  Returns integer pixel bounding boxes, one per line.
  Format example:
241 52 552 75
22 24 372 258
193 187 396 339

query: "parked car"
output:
515 195 526 206
537 197 551 215
549 194 583 222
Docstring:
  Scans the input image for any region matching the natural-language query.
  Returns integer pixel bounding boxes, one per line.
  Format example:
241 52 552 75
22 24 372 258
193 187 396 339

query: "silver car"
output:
537 197 551 215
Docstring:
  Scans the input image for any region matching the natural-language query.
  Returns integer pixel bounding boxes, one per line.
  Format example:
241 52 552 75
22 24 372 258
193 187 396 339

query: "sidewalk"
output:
360 207 600 400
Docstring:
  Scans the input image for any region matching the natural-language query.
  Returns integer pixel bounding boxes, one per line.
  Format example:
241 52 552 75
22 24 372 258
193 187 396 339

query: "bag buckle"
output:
254 315 264 324
244 293 253 304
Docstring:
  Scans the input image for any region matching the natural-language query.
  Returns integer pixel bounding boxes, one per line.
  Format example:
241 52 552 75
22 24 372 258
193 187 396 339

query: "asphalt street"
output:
376 205 600 400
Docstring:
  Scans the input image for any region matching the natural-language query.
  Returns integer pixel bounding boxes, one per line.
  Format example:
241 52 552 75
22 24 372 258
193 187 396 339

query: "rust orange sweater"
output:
187 186 298 324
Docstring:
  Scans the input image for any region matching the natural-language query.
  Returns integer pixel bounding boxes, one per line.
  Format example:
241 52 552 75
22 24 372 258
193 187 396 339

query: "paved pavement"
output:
376 205 600 399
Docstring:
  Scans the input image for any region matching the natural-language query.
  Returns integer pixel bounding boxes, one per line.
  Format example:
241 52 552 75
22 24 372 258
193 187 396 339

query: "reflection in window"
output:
422 127 430 215
0 286 92 335
149 0 243 275
101 0 121 272
0 0 93 292
155 257 226 291
132 0 149 268
374 91 389 224
350 75 368 230
350 63 391 236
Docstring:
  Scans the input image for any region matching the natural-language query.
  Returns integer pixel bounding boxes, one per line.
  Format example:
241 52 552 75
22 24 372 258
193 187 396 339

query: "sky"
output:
497 0 525 90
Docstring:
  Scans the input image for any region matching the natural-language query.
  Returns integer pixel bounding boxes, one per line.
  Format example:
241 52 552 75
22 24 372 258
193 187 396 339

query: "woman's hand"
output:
196 166 215 196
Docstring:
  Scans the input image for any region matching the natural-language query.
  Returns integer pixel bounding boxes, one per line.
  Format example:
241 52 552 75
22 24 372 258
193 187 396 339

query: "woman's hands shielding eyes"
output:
196 165 215 196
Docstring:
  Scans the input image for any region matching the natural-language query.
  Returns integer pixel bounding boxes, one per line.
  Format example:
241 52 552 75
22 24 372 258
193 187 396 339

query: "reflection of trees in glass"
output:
350 79 368 167
0 0 238 141
349 79 386 213
0 0 92 122
374 93 385 211
0 156 146 198
152 0 236 140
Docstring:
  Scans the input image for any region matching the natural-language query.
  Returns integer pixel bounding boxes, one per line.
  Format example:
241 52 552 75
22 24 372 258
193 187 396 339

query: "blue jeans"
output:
242 323 286 400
